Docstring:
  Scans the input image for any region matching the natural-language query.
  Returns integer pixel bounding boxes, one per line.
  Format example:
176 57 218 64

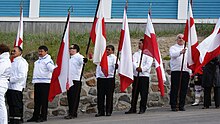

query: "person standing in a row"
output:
202 55 220 109
169 34 190 111
64 44 87 119
6 46 28 124
95 45 117 117
0 44 11 124
27 45 55 122
125 39 153 114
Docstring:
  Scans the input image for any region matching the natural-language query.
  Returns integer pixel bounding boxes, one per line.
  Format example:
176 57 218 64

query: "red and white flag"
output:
90 0 108 77
195 18 220 73
118 7 134 92
183 3 201 73
49 12 71 102
143 14 166 96
14 7 23 49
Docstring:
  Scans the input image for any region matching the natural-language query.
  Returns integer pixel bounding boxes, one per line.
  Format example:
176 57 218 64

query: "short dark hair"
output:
107 45 115 52
14 46 23 54
71 44 80 52
0 43 10 54
140 39 144 43
38 45 48 52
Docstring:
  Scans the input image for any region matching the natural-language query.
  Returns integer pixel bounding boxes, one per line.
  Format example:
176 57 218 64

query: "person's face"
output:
11 47 21 58
69 45 77 55
38 49 47 57
106 47 113 56
177 35 184 45
138 41 143 50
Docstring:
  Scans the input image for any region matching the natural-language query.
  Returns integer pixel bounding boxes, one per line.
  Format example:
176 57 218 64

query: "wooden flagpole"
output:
176 0 192 110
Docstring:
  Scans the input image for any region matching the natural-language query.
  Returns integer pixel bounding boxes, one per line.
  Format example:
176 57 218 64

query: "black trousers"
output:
170 71 190 109
67 80 82 117
204 87 220 107
130 76 149 111
6 89 23 124
97 78 115 114
33 83 50 120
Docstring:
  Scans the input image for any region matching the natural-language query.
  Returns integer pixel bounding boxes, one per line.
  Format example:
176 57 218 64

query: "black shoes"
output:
27 117 37 122
202 106 209 109
138 109 145 114
106 113 111 116
64 115 77 119
27 117 47 122
125 109 136 114
95 113 105 117
171 108 178 111
179 108 185 111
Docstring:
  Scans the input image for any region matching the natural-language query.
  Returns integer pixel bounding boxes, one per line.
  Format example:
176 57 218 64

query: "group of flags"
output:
184 3 220 75
14 0 220 102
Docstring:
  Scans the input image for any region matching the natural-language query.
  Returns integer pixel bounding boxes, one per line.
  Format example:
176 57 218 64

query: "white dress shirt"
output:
133 50 153 77
69 52 84 81
96 54 117 78
0 52 11 89
9 56 28 91
169 44 190 72
32 54 55 83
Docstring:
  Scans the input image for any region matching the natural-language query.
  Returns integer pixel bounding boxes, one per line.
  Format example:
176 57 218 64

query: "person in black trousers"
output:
169 34 190 111
27 46 55 122
95 45 117 117
202 55 220 109
64 44 87 119
125 39 153 114
6 46 28 124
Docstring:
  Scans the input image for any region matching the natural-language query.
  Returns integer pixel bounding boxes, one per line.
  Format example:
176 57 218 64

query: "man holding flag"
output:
125 39 153 114
169 34 190 111
64 44 87 119
95 45 117 117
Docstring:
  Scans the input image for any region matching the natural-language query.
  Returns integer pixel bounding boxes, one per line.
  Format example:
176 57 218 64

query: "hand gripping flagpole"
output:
176 0 193 110
80 0 101 81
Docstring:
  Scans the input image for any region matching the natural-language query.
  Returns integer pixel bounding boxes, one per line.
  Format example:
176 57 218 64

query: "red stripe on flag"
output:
143 35 153 57
183 20 189 42
156 66 165 96
48 41 64 102
190 17 194 27
102 18 106 39
188 42 201 72
90 18 98 43
120 74 133 92
118 29 125 51
100 50 108 77
18 38 23 47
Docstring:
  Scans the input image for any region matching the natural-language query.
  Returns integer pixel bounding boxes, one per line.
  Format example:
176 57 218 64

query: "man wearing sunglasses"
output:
6 46 28 124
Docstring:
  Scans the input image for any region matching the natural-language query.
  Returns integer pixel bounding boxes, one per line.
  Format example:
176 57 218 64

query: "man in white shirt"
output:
125 39 153 114
6 46 28 124
95 45 117 117
27 45 55 122
0 44 11 124
169 34 190 111
64 44 87 119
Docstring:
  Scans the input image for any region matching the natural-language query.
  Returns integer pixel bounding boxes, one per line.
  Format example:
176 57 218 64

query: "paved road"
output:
26 105 220 124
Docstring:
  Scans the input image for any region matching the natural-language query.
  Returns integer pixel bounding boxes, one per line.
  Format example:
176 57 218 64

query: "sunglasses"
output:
69 47 74 50
178 37 183 39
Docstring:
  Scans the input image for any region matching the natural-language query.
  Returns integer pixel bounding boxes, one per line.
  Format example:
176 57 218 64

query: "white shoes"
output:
191 99 200 106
